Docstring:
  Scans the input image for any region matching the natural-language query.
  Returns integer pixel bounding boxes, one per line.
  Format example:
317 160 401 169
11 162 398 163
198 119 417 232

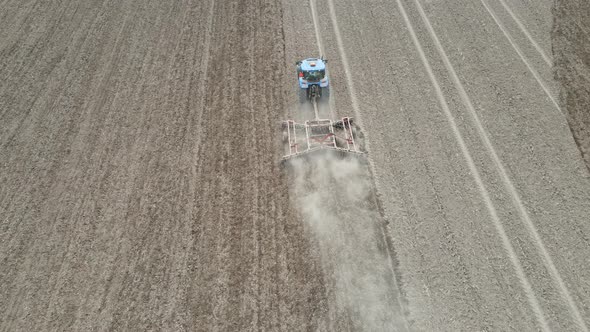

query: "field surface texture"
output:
1 0 590 331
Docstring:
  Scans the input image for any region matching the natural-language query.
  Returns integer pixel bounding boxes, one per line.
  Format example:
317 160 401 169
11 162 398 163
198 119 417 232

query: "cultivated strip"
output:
413 0 588 330
323 0 410 329
480 0 561 114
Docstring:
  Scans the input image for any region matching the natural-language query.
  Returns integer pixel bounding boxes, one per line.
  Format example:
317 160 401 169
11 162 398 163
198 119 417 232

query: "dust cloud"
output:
289 153 407 331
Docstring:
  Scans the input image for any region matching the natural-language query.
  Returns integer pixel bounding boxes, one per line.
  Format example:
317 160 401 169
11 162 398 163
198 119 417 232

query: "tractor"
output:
281 57 364 162
296 58 329 102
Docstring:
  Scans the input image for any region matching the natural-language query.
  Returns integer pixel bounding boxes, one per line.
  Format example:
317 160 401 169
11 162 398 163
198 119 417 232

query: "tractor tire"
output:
308 85 319 101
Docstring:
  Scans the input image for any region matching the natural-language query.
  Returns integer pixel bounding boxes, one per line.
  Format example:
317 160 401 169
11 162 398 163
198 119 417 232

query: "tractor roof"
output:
300 58 326 71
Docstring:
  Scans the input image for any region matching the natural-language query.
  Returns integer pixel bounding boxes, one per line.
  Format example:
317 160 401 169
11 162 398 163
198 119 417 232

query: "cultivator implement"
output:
282 117 364 162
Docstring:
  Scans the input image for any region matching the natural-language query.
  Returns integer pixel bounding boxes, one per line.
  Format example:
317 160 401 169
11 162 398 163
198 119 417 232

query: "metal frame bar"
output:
282 118 363 160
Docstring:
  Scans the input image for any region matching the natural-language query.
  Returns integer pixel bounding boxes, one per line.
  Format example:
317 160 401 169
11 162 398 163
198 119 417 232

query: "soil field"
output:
2 0 590 331
282 0 590 330
0 0 326 330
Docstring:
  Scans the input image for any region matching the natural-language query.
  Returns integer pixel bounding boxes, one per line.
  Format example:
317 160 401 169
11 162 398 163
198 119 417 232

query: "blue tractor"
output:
296 57 329 101
282 57 364 162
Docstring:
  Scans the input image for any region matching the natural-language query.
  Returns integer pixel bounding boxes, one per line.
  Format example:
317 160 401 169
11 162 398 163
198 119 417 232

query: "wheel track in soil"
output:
409 0 587 329
491 0 552 66
479 0 561 112
394 0 550 329
323 0 411 328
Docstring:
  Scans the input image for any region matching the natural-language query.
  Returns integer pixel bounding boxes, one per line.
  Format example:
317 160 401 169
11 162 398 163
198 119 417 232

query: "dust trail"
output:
289 153 407 331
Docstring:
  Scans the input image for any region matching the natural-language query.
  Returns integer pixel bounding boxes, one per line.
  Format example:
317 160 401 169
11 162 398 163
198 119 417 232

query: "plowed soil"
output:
2 0 590 331
0 0 326 330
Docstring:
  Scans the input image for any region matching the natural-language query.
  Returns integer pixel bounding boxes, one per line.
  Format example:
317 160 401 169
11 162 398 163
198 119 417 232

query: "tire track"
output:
309 0 324 56
479 0 561 113
318 0 410 329
394 0 550 329
309 0 337 121
410 0 588 330
493 0 552 66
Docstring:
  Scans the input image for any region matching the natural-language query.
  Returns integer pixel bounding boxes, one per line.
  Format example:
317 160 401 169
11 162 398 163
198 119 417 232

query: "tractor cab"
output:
296 58 329 89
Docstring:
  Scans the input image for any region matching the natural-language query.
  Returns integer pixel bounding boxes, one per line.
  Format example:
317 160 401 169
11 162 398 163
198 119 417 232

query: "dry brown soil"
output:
0 0 327 330
553 0 590 170
2 0 590 331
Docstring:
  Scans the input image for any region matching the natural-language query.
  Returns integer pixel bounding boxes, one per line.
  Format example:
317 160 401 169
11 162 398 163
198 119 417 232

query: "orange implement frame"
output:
282 117 363 161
